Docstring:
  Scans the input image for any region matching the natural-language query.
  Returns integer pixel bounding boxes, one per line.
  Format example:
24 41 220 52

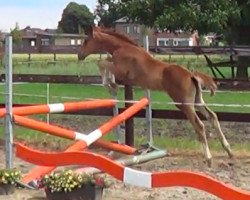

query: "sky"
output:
0 0 97 32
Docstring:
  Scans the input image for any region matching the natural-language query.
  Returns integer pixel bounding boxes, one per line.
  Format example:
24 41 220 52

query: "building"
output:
114 17 143 45
114 17 198 47
14 26 86 53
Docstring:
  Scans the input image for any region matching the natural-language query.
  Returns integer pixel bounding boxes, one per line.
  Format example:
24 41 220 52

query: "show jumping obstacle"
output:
2 34 250 200
14 97 149 184
2 97 249 200
16 143 250 200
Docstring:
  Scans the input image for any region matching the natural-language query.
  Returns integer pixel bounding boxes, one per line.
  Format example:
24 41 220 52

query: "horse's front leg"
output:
98 60 118 96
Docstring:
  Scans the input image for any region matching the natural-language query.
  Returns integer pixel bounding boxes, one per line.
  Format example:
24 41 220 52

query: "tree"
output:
98 0 250 78
98 0 240 34
58 2 94 34
95 1 123 27
227 0 250 78
10 22 22 45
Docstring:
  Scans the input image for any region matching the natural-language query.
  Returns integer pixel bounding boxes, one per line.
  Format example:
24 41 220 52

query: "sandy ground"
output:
0 152 250 200
0 117 250 199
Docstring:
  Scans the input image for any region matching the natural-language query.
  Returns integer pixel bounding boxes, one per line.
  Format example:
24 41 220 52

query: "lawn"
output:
0 83 249 113
0 53 238 77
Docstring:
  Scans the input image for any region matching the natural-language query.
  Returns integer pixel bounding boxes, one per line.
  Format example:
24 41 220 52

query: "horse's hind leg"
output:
179 105 213 167
195 96 233 158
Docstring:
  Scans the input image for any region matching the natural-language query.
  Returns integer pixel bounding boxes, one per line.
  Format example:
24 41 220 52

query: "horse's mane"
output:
100 29 139 47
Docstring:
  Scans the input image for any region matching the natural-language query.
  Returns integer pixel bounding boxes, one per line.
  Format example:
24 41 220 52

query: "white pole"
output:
46 83 50 123
4 35 13 168
143 35 153 145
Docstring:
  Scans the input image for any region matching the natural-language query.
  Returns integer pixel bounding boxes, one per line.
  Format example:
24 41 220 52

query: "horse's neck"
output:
99 35 123 55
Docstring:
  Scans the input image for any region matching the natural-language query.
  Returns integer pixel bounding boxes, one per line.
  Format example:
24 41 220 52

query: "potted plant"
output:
41 170 109 200
0 168 21 195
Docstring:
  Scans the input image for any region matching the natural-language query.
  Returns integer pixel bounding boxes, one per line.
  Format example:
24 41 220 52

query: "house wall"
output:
21 39 32 48
151 32 193 47
54 38 83 46
115 22 197 47
115 23 143 45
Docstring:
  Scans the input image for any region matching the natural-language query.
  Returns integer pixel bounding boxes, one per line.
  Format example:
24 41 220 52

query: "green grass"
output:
0 83 250 112
0 53 238 78
0 82 249 112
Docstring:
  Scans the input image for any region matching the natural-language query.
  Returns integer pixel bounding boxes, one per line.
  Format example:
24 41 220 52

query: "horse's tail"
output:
191 72 217 96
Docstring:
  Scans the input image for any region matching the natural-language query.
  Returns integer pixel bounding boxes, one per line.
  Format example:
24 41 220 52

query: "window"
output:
30 40 36 46
41 38 50 46
158 40 165 46
133 25 140 34
173 40 178 46
77 39 82 45
70 39 76 45
123 26 130 34
157 38 169 46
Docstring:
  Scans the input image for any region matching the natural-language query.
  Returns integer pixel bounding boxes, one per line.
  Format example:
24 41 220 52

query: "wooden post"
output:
124 85 134 146
236 56 249 79
28 53 31 67
53 53 57 66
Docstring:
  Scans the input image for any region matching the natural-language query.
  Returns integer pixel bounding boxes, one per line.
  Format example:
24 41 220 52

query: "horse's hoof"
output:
207 159 212 168
228 151 234 159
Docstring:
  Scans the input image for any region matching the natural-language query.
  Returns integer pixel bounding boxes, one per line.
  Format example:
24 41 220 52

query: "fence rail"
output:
0 105 249 123
0 74 249 90
149 46 250 56
7 45 250 56
0 74 249 123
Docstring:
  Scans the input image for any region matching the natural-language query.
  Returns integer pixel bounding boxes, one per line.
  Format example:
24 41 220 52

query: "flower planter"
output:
0 183 15 195
45 185 103 200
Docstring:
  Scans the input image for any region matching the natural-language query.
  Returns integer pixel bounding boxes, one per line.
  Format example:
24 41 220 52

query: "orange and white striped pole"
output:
20 97 148 184
14 98 149 148
0 99 115 118
14 115 136 154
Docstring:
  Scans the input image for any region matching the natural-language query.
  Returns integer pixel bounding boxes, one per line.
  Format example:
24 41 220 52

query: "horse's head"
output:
78 26 101 60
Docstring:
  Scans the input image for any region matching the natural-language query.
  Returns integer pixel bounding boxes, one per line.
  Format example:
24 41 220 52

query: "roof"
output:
45 29 57 34
155 31 193 39
115 17 130 23
0 32 8 41
21 27 52 38
21 27 85 39
54 33 86 38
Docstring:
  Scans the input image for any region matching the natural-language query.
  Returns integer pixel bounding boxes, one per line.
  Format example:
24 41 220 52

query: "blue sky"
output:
0 0 97 32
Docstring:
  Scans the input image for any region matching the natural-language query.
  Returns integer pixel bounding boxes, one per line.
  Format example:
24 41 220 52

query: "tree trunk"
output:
236 56 249 79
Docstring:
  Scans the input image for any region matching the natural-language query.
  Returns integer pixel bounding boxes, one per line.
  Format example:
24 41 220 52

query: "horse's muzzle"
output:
78 52 86 61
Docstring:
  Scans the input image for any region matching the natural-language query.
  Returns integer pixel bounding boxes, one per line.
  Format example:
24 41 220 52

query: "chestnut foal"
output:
78 27 233 166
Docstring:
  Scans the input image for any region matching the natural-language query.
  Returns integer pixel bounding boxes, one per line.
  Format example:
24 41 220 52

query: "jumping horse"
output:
78 27 233 166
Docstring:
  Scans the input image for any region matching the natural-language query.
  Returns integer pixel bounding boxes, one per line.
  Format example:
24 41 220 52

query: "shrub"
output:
0 168 21 185
41 170 109 193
